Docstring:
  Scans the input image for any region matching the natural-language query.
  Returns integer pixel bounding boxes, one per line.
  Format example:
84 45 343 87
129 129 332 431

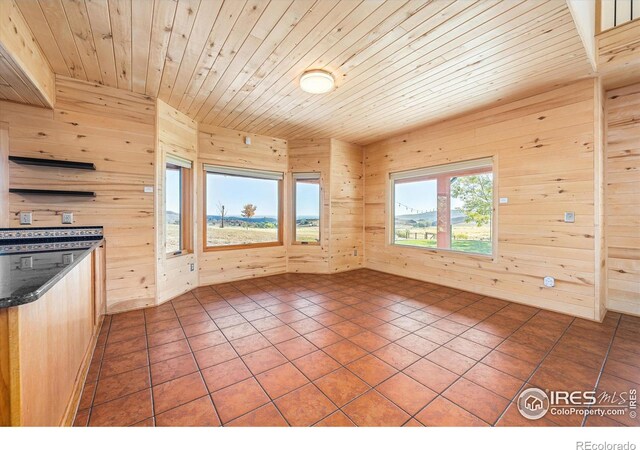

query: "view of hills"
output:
396 209 469 225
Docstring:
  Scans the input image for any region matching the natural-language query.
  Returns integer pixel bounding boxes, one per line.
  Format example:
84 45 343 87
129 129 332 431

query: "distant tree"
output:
451 175 493 228
217 202 226 228
241 204 257 228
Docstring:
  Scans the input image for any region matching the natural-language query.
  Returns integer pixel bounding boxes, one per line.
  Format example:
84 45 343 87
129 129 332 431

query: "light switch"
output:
499 198 508 204
564 212 575 223
244 136 251 145
20 211 32 225
144 186 154 193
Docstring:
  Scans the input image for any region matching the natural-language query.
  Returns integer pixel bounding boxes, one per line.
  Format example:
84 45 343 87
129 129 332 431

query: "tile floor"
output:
74 269 640 427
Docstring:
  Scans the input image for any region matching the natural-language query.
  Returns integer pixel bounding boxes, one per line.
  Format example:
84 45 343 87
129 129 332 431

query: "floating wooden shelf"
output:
9 188 96 197
9 156 96 171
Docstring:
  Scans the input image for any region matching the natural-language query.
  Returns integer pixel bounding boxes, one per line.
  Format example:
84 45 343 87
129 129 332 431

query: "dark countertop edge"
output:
0 239 104 309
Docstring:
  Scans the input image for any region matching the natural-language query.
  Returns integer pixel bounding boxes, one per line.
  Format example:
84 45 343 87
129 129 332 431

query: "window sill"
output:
166 250 193 259
204 242 283 252
291 241 321 246
390 242 495 260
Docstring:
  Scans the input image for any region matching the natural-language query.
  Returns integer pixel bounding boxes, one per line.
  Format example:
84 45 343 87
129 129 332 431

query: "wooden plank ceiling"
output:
12 0 593 145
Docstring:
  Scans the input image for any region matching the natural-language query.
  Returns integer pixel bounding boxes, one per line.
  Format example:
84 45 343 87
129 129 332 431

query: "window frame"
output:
165 156 193 257
203 165 284 252
389 157 496 258
291 172 322 246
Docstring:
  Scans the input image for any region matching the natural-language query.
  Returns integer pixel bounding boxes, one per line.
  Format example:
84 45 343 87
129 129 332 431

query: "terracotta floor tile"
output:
275 336 317 360
374 343 421 370
415 396 488 427
395 334 439 356
462 328 505 348
431 319 470 335
146 318 181 335
349 330 390 352
495 402 558 427
347 354 397 386
304 328 343 348
103 336 147 360
330 321 365 338
188 330 227 352
376 372 437 415
147 328 186 348
106 325 146 344
404 359 459 393
99 349 148 379
242 347 288 374
314 312 345 327
150 353 199 386
256 362 309 399
343 390 410 427
324 340 368 365
415 325 456 345
221 322 258 341
289 317 324 334
230 333 272 356
149 339 191 364
292 350 341 380
315 367 370 407
275 384 337 426
155 396 220 427
314 411 356 427
262 325 300 344
464 362 524 400
603 358 640 384
403 418 423 427
73 409 89 427
426 347 476 375
481 350 537 381
445 337 492 360
389 316 426 332
443 378 510 424
212 377 271 424
275 310 308 324
226 403 289 427
201 357 252 392
93 366 150 405
178 311 211 326
89 389 153 427
250 316 285 332
153 372 208 414
194 342 238 369
183 320 218 338
371 323 410 340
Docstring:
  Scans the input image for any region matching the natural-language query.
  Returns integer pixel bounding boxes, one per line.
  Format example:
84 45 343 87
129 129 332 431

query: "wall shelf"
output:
9 156 96 171
9 188 96 197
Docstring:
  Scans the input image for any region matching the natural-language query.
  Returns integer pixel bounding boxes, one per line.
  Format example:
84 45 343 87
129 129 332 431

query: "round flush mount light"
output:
300 69 335 94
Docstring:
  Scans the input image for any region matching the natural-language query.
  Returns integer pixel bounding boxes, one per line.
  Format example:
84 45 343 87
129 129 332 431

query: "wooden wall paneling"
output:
156 99 198 303
3 76 156 314
329 139 363 272
60 0 103 84
145 0 178 97
605 83 640 316
363 78 599 320
0 0 55 107
107 0 132 91
197 124 288 285
594 77 607 321
597 19 640 89
0 122 8 226
85 0 118 88
287 138 331 274
130 0 154 94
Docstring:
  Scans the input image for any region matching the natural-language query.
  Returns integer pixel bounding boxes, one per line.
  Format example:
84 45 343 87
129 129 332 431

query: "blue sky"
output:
296 181 320 218
394 178 464 216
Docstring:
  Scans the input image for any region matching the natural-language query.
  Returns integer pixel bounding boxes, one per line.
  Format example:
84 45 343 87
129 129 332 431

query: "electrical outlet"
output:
564 212 575 223
62 212 73 224
62 253 74 265
244 136 252 145
20 256 33 270
20 211 32 225
543 276 555 288
499 197 509 204
353 249 358 257
189 263 195 272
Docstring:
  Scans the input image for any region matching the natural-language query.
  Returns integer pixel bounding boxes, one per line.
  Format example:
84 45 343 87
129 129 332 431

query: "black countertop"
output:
0 227 104 309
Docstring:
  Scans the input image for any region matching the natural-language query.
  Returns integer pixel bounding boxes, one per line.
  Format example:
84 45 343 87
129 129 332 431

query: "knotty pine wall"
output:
197 124 289 285
3 76 156 313
364 78 602 320
605 83 640 316
156 99 198 303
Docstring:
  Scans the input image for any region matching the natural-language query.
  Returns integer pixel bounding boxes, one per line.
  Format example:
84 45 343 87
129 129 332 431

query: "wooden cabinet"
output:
0 245 105 426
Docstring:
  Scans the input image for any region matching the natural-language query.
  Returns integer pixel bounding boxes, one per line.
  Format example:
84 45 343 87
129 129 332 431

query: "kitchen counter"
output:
0 226 104 308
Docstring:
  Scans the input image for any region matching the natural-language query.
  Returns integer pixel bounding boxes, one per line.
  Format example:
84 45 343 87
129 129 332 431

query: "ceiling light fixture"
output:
299 69 335 94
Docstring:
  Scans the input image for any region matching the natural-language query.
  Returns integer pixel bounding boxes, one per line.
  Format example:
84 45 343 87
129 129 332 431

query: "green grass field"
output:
395 239 492 254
